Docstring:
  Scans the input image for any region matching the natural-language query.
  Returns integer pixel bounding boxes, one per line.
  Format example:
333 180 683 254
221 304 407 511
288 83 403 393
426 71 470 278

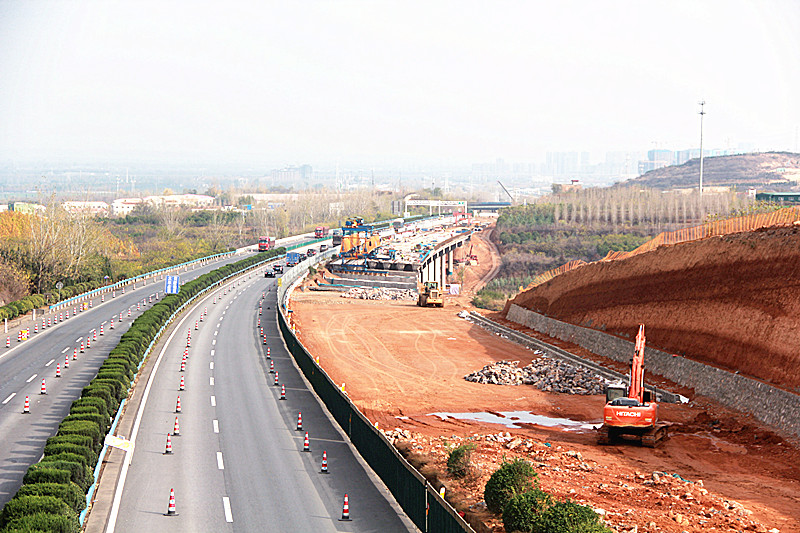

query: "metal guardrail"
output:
467 311 680 403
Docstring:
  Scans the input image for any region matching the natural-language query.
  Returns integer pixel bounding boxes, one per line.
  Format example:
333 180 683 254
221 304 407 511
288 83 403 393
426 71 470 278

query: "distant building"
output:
755 192 800 204
8 202 46 215
111 194 214 216
270 165 313 182
63 201 109 217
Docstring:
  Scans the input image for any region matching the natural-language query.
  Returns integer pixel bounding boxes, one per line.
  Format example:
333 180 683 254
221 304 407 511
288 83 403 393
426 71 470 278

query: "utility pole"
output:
698 100 706 195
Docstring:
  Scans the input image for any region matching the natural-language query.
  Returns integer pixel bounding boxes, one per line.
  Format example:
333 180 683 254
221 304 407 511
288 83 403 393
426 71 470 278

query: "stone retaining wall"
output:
506 303 800 441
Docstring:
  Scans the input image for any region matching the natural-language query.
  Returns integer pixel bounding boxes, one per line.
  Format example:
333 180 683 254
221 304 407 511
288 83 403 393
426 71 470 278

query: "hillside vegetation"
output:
624 151 800 190
474 187 761 310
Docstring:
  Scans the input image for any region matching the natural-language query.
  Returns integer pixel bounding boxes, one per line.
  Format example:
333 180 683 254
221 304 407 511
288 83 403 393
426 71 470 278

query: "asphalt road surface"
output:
111 267 413 532
0 250 265 507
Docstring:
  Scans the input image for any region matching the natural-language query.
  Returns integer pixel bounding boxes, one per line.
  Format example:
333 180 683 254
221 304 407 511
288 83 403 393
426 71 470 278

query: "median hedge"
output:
0 247 285 529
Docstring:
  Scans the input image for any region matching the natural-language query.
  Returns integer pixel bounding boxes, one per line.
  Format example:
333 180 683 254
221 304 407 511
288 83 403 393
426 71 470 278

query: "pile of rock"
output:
340 287 417 301
464 358 606 395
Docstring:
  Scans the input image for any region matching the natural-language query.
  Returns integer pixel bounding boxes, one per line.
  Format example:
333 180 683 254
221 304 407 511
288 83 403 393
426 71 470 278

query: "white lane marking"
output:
2 393 16 405
212 340 216 345
210 362 214 370
210 395 216 406
45 359 54 367
75 337 82 343
213 419 219 433
217 452 224 470
210 377 214 386
210 350 215 356
214 331 218 336
216 324 220 328
27 374 37 383
61 347 69 354
222 496 233 522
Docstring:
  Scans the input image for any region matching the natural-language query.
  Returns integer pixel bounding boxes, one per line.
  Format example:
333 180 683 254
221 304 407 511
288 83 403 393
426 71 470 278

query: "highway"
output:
110 263 412 532
0 246 272 507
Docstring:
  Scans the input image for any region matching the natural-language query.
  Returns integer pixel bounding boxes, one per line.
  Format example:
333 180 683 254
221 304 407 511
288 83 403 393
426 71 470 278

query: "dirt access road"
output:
289 230 800 533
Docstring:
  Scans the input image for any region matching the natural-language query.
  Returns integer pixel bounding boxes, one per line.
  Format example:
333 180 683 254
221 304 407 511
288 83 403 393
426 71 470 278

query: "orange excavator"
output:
597 324 669 447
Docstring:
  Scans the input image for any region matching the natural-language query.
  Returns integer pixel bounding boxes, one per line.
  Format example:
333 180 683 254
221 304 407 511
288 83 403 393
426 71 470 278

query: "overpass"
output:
418 230 472 285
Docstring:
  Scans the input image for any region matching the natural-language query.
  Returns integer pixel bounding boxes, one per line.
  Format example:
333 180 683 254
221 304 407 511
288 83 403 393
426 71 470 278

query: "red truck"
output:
258 236 276 252
314 226 329 238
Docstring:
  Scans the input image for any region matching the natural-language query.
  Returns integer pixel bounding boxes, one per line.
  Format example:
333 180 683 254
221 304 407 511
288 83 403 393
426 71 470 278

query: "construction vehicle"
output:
597 324 668 447
417 281 444 308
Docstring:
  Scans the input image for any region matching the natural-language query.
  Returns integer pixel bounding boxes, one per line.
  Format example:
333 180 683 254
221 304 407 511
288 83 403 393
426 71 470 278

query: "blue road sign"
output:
165 275 181 294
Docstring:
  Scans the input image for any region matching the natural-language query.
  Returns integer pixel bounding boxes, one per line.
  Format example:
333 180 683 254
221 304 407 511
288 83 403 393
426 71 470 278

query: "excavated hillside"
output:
505 225 800 391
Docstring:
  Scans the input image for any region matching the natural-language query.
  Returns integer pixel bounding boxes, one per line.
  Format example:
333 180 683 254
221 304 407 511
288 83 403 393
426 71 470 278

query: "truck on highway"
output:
285 252 302 267
314 226 329 238
258 236 276 252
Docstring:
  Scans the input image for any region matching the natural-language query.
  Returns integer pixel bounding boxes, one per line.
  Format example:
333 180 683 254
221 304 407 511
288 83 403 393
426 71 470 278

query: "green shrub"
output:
69 406 101 416
69 397 108 420
0 495 76 528
57 420 102 450
531 500 610 533
502 489 553 533
43 443 98 467
31 461 91 492
80 385 117 414
46 435 94 451
484 459 538 514
41 453 88 470
446 443 477 478
61 413 107 432
15 482 86 513
1 511 79 533
90 378 125 401
22 466 71 486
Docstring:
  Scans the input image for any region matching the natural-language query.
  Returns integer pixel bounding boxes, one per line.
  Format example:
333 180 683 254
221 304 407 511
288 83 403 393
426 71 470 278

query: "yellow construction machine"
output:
418 281 444 307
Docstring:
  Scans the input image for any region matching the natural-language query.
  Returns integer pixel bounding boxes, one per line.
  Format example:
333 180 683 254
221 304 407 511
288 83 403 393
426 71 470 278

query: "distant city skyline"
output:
1 1 799 170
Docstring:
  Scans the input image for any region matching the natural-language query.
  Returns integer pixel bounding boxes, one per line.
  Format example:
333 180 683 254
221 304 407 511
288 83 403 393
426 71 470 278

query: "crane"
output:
497 181 514 204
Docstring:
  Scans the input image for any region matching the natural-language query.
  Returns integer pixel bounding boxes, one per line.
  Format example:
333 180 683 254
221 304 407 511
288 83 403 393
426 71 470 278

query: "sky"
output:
1 0 799 169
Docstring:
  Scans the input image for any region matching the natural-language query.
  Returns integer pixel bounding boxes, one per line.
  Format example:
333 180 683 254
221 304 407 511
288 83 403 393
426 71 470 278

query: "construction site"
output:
289 212 800 533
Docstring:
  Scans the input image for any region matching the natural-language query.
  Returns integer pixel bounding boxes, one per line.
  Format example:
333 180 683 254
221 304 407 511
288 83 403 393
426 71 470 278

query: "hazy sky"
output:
1 1 799 168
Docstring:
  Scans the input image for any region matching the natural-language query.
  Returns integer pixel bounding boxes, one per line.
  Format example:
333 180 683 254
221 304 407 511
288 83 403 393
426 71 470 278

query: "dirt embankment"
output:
506 225 800 392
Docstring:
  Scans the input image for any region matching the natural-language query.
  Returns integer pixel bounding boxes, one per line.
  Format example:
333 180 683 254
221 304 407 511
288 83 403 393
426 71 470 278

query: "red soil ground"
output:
290 229 800 533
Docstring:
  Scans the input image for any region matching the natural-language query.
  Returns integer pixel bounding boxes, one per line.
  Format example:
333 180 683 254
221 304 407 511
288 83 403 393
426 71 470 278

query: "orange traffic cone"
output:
164 488 178 515
55 364 61 378
195 321 198 330
339 494 351 521
73 349 78 360
263 335 267 345
164 434 173 454
100 325 104 336
179 375 185 391
173 416 180 436
86 337 91 349
110 319 114 329
64 355 69 368
93 329 97 341
40 379 47 395
175 396 182 413
80 342 85 353
266 347 271 359
258 307 262 315
321 451 329 473
296 412 303 431
280 384 286 400
269 361 274 373
303 432 310 452
6 337 9 348
180 358 186 372
22 396 30 414
274 372 279 386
